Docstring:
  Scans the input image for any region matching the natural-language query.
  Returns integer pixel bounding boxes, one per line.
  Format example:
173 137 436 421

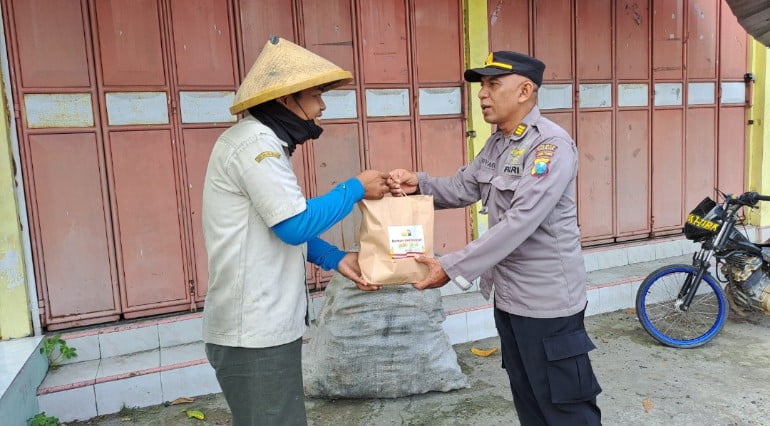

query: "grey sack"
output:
302 274 469 398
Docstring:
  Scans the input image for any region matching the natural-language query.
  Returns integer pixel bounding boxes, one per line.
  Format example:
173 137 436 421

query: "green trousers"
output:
205 339 307 426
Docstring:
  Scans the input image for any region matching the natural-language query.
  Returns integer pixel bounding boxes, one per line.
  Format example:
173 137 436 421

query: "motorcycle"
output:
635 191 770 348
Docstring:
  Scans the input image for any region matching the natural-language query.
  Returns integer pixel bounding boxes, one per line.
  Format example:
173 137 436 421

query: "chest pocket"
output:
475 170 495 212
490 174 520 211
476 170 521 214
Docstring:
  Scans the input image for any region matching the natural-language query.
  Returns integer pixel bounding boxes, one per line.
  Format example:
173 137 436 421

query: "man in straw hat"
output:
201 36 389 425
388 51 602 425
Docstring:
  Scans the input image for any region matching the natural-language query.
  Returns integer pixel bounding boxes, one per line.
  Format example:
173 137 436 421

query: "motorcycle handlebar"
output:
732 192 770 206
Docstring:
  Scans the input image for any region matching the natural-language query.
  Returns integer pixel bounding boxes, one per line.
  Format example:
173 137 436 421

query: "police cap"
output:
464 51 545 87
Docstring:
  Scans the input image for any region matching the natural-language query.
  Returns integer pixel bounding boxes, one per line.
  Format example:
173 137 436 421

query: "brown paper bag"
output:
358 195 434 285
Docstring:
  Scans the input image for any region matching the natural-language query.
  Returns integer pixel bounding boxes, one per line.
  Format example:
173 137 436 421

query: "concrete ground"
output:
68 309 770 426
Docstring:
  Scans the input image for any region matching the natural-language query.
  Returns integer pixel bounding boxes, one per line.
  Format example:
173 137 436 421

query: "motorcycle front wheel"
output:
635 264 728 348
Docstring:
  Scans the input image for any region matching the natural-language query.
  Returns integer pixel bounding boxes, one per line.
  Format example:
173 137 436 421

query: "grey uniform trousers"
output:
205 339 307 426
494 307 602 426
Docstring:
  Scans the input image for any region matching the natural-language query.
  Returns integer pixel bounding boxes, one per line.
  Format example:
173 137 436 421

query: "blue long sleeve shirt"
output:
272 177 364 270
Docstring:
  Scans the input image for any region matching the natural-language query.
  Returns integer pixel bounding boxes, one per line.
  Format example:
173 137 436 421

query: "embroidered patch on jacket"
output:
513 124 527 137
255 151 281 162
535 143 557 154
531 143 556 176
531 158 550 176
504 147 527 176
509 148 525 163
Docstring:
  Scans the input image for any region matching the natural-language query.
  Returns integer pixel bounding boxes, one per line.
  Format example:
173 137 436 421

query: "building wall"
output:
1 0 470 330
464 0 491 238
2 1 770 337
0 62 32 339
748 40 770 229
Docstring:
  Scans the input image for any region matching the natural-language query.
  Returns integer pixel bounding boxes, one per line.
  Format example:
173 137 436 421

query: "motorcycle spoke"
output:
643 275 722 342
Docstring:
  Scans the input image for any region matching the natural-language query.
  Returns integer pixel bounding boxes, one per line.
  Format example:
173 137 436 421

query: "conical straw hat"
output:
230 36 353 114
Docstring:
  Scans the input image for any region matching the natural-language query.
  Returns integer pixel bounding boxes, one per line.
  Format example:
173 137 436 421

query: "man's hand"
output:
412 256 450 290
337 252 382 291
356 170 390 200
388 169 419 196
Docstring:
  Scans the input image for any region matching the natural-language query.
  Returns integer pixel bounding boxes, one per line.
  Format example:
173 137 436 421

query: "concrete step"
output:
35 234 714 422
0 335 45 426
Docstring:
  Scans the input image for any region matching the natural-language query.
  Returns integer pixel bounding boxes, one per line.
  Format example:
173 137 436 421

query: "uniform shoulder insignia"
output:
513 124 527 137
535 143 557 153
531 143 557 176
255 151 281 162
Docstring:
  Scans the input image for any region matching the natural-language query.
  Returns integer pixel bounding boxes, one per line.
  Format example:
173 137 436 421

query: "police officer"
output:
389 51 602 425
202 37 387 426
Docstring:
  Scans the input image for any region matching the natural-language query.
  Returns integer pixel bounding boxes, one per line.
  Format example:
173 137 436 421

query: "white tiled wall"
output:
95 373 162 415
442 313 469 345
160 364 221 402
99 326 159 358
585 288 602 316
158 318 203 347
38 386 97 422
626 244 656 264
160 343 204 366
39 359 98 388
97 350 159 379
466 309 497 342
654 240 684 259
583 252 600 272
59 334 100 365
595 249 630 270
599 282 637 313
585 281 640 318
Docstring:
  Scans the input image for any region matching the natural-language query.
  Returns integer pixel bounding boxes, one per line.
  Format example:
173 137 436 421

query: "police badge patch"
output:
531 158 549 176
531 143 556 176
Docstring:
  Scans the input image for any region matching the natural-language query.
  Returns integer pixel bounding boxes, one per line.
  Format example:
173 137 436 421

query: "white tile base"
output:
442 313 468 345
158 318 203 347
38 386 97 423
160 363 221 402
599 282 637 313
95 373 162 415
466 309 497 342
59 334 100 365
99 326 159 358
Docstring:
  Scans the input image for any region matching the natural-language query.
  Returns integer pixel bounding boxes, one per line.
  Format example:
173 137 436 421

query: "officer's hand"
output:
337 252 382 291
412 256 450 290
388 169 418 196
356 170 390 200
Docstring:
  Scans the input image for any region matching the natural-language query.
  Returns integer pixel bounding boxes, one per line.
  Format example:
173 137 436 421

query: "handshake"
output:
356 168 419 199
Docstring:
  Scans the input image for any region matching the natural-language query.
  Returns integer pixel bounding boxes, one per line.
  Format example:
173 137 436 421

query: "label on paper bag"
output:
388 225 425 259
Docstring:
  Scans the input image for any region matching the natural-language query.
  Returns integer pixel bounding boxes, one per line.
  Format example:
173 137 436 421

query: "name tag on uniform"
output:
480 157 496 169
503 164 522 175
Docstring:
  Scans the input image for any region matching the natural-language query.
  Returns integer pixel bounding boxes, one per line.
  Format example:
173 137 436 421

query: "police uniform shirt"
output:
202 114 309 348
417 106 587 318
